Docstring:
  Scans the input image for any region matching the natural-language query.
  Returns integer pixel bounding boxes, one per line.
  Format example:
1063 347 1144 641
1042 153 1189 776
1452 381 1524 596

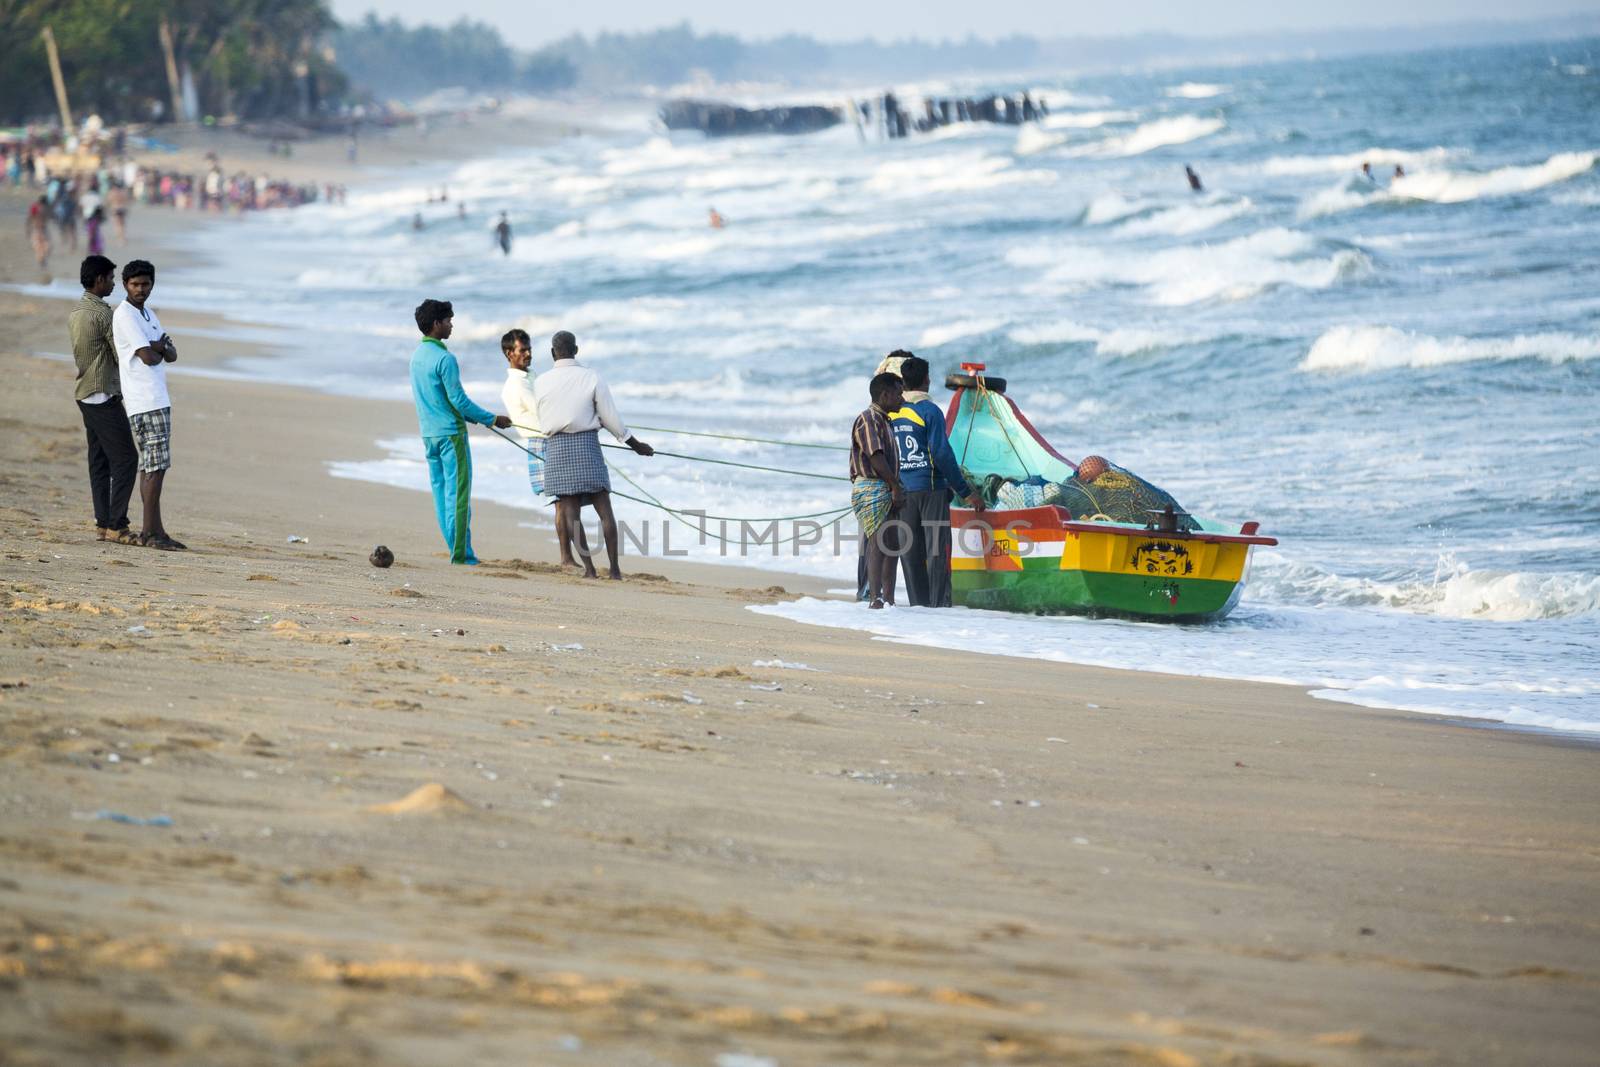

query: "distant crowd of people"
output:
859 91 1049 139
10 143 345 273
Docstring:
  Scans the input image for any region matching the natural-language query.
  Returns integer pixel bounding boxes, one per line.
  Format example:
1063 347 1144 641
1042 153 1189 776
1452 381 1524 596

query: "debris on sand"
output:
366 782 473 815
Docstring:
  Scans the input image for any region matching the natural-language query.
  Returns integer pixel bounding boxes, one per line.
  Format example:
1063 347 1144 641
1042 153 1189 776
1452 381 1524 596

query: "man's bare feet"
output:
869 597 885 609
607 570 624 580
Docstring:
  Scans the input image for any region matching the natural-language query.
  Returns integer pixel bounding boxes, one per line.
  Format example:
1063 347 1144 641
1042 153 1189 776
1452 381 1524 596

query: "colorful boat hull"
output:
950 505 1273 622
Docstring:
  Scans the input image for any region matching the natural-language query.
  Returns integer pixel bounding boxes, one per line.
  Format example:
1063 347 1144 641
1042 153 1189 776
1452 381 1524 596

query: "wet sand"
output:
2 185 1598 1066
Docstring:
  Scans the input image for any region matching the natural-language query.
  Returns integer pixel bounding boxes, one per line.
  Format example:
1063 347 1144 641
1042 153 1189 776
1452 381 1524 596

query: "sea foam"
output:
1070 115 1226 158
1117 197 1253 236
1166 82 1230 98
1390 150 1596 204
1011 227 1368 306
1302 325 1600 372
1040 109 1140 130
1008 319 1219 356
1261 146 1457 176
1251 556 1600 621
749 597 1600 733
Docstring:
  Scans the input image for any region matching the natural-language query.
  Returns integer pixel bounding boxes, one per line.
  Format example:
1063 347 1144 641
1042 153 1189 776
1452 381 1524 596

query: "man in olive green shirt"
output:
69 254 139 543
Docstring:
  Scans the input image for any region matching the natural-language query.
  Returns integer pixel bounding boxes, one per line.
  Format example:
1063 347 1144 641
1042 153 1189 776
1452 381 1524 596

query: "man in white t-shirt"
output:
79 180 102 222
111 259 185 551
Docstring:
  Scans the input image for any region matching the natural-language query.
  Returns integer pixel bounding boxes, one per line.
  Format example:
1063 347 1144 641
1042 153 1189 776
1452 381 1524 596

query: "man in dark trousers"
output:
69 254 139 544
889 354 985 606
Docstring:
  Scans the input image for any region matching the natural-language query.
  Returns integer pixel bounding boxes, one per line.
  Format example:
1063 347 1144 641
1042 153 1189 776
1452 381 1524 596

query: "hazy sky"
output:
330 0 1599 45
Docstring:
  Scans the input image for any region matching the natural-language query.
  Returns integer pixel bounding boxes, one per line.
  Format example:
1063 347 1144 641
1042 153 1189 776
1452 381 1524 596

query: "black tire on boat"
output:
944 373 1006 393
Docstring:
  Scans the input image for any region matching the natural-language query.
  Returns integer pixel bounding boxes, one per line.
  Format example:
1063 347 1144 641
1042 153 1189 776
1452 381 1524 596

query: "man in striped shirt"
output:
850 372 905 609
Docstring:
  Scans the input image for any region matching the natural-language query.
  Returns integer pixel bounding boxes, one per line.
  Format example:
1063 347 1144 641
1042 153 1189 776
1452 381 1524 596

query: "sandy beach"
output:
2 137 1599 1067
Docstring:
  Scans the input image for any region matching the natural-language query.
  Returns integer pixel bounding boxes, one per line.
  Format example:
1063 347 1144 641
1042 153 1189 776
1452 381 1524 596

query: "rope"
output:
606 462 850 548
488 425 852 534
979 377 1034 480
509 424 846 482
605 444 847 482
629 424 849 452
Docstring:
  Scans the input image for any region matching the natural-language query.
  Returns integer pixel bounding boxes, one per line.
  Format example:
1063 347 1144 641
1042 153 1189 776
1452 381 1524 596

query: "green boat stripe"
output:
954 568 1243 621
451 433 472 564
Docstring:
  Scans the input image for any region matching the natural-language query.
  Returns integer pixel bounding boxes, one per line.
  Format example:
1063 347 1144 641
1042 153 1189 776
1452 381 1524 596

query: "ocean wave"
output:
1252 557 1600 621
867 151 1056 194
609 368 864 423
1390 150 1596 204
749 597 1600 734
1010 227 1369 306
1081 190 1253 237
1553 186 1600 207
1014 126 1067 157
1009 319 1217 355
1080 192 1147 225
1261 146 1457 176
1068 115 1225 158
1036 90 1114 108
1040 109 1140 130
1117 196 1253 236
293 262 428 290
1301 325 1600 372
918 318 1007 348
1166 82 1230 98
1296 181 1380 219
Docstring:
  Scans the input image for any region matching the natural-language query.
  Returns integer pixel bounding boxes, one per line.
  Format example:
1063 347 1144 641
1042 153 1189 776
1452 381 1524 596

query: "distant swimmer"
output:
708 207 725 229
495 212 512 256
1185 165 1203 192
1393 164 1406 179
1362 162 1375 182
412 212 424 232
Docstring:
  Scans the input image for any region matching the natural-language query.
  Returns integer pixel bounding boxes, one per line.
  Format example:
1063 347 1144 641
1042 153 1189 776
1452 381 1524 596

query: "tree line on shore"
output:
4 4 1597 127
1 0 343 125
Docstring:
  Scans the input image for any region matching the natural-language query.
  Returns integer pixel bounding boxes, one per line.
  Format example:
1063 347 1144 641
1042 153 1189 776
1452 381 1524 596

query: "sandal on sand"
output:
140 534 186 552
104 529 141 546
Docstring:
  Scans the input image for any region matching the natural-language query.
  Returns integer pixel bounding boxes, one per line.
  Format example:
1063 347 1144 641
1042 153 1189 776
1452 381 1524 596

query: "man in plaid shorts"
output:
111 259 185 551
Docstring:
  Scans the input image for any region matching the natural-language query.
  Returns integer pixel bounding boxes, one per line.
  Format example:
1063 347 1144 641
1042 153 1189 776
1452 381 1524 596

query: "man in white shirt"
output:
110 259 184 551
533 331 652 579
502 327 590 570
79 180 102 223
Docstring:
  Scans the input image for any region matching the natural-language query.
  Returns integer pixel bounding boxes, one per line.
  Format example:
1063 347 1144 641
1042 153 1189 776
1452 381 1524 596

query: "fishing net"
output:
951 387 1195 530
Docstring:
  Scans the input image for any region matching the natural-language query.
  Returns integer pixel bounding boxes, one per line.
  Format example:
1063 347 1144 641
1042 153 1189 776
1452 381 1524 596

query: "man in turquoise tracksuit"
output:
409 298 511 565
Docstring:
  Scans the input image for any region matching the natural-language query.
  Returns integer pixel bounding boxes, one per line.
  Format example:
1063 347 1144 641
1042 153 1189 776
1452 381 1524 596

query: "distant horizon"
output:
328 1 1600 48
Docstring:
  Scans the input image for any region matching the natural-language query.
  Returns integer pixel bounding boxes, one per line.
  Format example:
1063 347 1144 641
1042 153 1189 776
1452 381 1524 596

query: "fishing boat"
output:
943 364 1277 622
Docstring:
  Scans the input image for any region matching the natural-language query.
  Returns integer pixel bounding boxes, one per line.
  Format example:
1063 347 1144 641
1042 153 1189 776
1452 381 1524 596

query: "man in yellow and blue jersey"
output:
889 353 985 606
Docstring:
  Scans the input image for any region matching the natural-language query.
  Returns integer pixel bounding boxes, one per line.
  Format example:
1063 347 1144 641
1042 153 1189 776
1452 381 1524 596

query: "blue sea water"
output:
133 39 1600 731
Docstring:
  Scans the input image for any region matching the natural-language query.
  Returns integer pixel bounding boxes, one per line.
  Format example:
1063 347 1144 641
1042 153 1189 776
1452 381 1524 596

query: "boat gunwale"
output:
951 505 1278 547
